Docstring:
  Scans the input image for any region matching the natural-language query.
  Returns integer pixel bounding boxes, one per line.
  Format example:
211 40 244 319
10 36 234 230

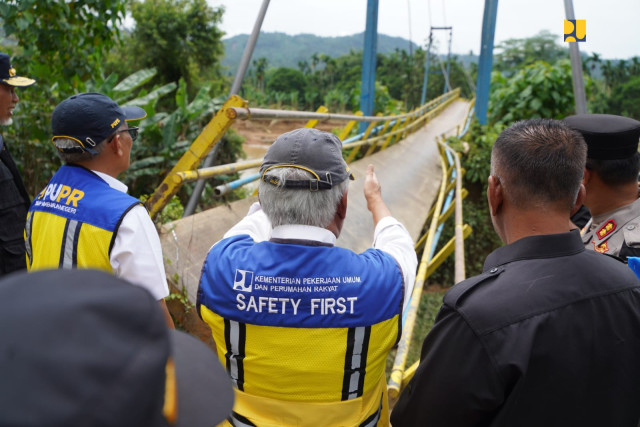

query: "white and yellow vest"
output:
25 165 141 272
198 234 404 426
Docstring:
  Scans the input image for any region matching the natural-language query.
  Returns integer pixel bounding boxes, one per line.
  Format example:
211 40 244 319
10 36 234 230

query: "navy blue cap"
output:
260 128 354 191
51 92 146 155
0 52 35 87
0 269 234 427
563 114 640 160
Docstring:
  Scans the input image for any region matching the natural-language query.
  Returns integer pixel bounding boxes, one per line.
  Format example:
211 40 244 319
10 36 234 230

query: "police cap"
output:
563 114 640 160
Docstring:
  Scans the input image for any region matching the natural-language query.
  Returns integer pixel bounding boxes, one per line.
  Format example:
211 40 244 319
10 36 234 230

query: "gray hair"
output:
259 167 350 228
53 127 116 164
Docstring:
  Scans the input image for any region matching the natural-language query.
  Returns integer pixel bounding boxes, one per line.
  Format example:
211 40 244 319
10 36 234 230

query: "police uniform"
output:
581 198 640 259
0 53 35 276
391 230 640 427
564 114 640 261
0 138 30 275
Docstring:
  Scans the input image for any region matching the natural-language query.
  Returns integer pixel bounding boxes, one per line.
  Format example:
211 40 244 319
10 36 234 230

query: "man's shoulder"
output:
443 249 638 335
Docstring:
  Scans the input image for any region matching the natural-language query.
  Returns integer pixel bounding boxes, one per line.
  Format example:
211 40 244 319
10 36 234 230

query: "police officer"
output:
391 119 640 426
0 52 35 276
564 114 640 260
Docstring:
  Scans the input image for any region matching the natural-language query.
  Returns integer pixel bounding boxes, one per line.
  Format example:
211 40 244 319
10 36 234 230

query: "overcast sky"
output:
208 0 640 60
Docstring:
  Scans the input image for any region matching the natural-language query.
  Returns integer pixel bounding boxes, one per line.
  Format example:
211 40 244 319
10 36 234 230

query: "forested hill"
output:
221 32 419 75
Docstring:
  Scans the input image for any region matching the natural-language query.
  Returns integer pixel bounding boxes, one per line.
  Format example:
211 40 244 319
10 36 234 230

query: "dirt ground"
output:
231 119 346 159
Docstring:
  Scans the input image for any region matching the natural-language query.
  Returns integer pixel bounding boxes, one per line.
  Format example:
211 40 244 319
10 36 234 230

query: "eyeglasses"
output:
116 126 139 141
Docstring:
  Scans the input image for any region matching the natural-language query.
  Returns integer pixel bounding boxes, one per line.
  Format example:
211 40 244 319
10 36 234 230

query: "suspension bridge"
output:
145 0 587 408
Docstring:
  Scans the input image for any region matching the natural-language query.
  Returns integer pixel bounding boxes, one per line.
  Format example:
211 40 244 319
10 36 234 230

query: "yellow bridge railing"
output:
145 88 461 218
387 103 474 400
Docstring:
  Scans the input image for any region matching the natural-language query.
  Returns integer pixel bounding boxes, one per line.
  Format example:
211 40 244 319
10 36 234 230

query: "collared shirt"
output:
583 197 640 260
222 202 417 312
93 171 169 300
392 230 640 427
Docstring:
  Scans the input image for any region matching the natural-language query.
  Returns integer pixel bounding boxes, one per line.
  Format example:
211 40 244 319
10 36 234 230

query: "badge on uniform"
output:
596 219 616 239
593 240 609 253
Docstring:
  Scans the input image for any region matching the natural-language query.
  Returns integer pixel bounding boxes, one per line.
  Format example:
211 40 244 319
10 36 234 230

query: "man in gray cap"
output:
0 52 35 276
25 93 174 327
564 114 640 260
197 128 417 426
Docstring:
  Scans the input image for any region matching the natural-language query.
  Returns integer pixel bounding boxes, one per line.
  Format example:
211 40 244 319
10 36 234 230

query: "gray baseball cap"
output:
260 128 354 191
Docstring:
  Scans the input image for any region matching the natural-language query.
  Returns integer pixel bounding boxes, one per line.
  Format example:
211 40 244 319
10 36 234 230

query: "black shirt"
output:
0 137 31 275
391 230 640 427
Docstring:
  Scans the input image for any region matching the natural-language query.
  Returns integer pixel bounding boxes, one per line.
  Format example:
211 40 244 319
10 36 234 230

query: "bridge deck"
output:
160 99 470 304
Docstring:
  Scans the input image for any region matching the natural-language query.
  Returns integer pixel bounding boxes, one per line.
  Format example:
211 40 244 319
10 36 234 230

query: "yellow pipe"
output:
338 111 363 142
425 224 472 278
346 120 378 163
305 106 329 128
176 159 263 183
400 226 472 388
146 95 247 218
388 139 450 399
363 113 385 157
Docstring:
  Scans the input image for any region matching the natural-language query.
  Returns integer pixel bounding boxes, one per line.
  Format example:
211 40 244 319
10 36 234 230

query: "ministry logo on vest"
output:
234 269 254 292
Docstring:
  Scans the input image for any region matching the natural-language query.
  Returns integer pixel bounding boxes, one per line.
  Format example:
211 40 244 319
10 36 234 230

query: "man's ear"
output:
582 167 591 186
570 184 586 217
109 134 123 157
487 175 503 217
336 189 348 220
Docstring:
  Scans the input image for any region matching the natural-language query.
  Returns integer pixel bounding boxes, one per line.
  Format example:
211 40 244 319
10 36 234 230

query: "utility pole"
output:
359 0 379 133
475 0 498 125
564 0 587 114
183 0 270 217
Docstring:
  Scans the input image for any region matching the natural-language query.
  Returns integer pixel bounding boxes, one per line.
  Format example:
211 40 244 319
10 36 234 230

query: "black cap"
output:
0 52 35 87
51 92 147 155
260 128 354 191
563 114 640 160
0 269 234 427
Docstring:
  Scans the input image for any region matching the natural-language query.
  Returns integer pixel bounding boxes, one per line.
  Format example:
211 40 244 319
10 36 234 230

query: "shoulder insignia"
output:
596 219 616 239
593 240 609 253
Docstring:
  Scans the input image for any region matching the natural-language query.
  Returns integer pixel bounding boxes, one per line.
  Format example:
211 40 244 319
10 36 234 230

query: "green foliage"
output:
489 59 575 125
494 30 567 75
266 67 307 97
166 283 195 312
1 0 127 195
1 0 126 88
605 75 640 120
123 0 225 94
589 56 640 119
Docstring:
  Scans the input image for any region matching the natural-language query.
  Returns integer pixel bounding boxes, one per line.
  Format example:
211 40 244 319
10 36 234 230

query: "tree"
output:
1 0 126 90
0 0 128 195
266 67 307 97
604 75 640 120
252 57 269 91
494 31 567 74
125 0 225 93
489 59 575 125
